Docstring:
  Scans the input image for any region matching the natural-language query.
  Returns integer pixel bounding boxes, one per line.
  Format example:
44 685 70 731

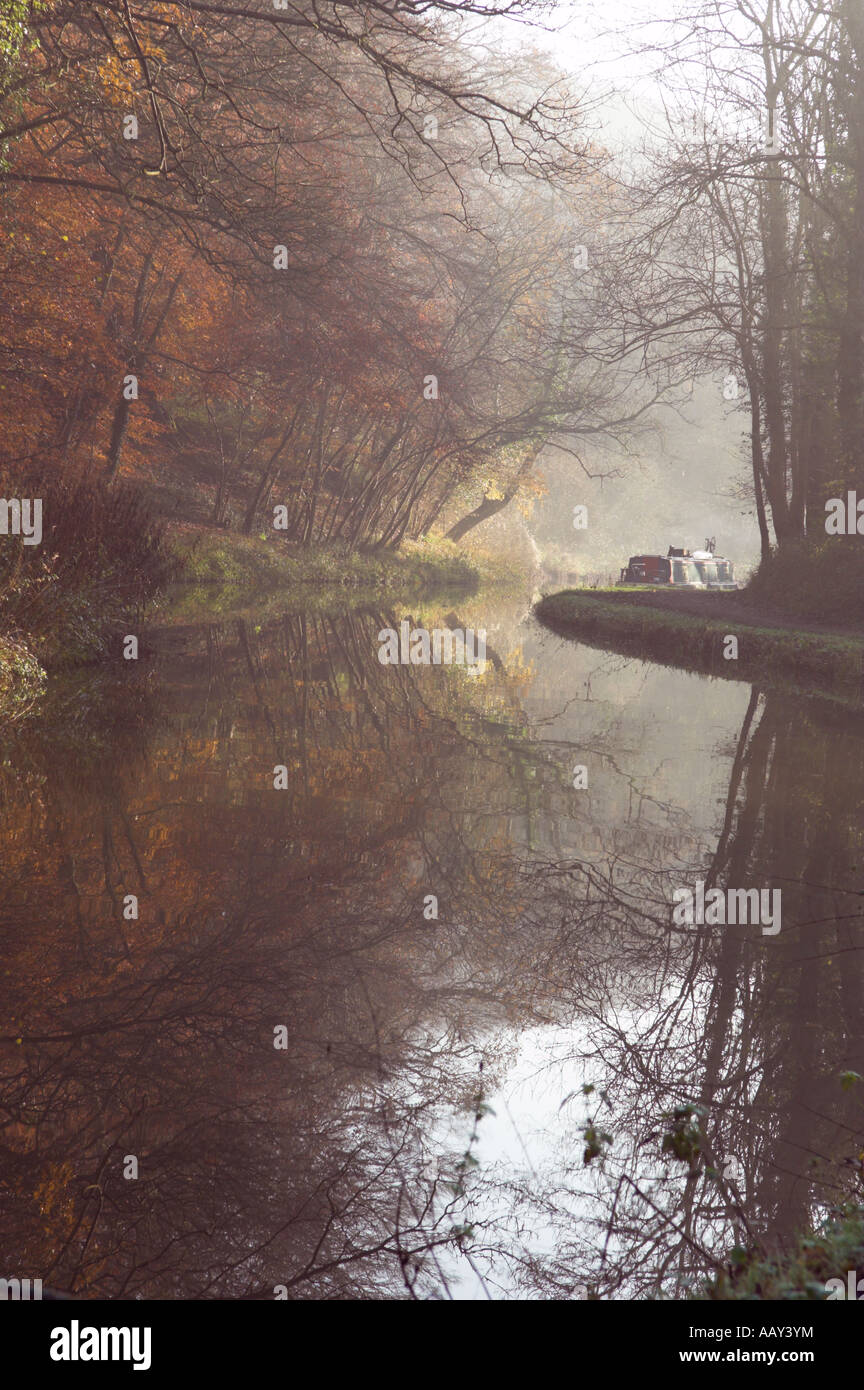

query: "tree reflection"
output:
1 623 862 1299
462 683 864 1299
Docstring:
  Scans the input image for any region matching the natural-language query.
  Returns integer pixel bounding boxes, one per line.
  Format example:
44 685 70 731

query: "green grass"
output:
534 589 864 706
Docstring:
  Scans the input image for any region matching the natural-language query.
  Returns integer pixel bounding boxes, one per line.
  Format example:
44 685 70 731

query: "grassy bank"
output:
0 499 526 714
534 589 864 706
160 525 523 620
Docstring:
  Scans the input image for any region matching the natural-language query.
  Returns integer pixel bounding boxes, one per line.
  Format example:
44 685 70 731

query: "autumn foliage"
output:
0 0 594 555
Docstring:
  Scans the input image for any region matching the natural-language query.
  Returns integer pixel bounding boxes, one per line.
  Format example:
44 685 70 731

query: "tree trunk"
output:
837 0 864 487
445 442 542 544
445 489 517 543
105 383 133 483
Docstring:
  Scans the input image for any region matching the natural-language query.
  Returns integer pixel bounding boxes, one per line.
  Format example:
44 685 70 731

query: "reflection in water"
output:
0 602 862 1298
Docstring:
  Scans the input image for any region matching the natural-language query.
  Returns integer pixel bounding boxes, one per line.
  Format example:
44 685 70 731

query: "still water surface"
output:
2 592 861 1298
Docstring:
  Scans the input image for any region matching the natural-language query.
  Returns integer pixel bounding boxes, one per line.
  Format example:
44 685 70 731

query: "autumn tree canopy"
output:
0 0 614 548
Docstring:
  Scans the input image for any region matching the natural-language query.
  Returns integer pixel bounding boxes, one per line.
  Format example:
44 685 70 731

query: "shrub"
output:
747 539 864 625
0 466 176 660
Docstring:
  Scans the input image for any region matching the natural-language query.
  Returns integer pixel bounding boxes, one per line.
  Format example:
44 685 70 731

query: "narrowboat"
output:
618 539 738 589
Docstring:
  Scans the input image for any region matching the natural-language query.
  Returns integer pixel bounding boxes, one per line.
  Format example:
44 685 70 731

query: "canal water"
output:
2 589 862 1298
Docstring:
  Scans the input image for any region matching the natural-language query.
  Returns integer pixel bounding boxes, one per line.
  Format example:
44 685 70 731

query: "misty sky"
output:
489 1 765 575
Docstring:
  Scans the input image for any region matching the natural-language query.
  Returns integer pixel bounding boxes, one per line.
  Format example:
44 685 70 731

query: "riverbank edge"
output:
534 589 864 707
162 524 521 613
0 528 525 711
